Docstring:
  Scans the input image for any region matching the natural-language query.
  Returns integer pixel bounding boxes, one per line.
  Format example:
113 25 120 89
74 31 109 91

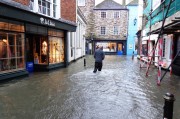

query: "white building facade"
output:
68 7 87 62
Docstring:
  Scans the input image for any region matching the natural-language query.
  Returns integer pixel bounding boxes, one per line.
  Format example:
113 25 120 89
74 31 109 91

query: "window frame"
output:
113 26 119 35
114 11 120 18
100 26 106 35
78 0 86 6
101 11 106 18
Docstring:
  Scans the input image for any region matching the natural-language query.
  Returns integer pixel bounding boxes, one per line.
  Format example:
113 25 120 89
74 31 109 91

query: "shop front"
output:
0 3 76 80
25 24 66 71
95 40 126 55
0 18 26 80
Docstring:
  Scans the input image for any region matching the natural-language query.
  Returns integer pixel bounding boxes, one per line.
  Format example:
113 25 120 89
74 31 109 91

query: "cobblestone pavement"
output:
0 55 180 119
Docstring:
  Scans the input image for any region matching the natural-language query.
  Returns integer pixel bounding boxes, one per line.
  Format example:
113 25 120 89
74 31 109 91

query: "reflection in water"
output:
0 56 179 119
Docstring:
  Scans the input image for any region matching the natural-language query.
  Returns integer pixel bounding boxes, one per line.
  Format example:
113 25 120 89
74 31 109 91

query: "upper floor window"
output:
53 0 57 17
101 12 106 18
114 26 119 35
78 0 85 6
101 27 106 35
38 0 51 16
30 0 34 10
114 11 120 18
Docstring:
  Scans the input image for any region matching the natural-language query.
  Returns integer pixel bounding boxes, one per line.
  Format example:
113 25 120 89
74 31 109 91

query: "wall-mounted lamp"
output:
134 18 137 26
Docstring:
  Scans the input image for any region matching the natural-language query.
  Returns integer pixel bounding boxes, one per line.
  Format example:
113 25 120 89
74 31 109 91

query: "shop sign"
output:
40 17 55 26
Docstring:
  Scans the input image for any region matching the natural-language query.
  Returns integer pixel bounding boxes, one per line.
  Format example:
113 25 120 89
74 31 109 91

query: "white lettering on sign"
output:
40 17 55 26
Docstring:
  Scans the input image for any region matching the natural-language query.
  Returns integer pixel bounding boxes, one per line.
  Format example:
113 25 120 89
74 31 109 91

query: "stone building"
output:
79 0 128 54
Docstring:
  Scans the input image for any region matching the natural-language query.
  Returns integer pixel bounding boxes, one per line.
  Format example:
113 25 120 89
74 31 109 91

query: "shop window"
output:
0 19 24 32
30 0 34 10
49 37 64 64
96 42 117 52
48 29 64 37
0 32 25 73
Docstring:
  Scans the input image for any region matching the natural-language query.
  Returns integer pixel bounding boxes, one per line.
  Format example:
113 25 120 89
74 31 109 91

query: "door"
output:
118 43 122 51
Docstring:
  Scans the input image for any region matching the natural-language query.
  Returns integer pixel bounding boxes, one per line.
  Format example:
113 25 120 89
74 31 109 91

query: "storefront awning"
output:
0 2 77 32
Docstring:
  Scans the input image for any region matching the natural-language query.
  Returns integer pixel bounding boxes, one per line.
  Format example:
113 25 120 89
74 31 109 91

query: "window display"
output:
49 37 64 64
0 32 25 72
33 36 48 64
96 42 117 52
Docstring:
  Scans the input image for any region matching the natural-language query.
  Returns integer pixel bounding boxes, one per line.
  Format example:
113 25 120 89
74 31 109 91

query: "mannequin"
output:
42 41 47 55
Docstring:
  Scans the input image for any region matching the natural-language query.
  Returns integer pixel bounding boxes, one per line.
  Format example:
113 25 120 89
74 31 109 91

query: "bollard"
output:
132 51 134 60
84 58 86 66
163 93 175 119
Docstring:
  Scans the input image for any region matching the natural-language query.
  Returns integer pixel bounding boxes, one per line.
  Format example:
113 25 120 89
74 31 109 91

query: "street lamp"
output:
134 18 137 26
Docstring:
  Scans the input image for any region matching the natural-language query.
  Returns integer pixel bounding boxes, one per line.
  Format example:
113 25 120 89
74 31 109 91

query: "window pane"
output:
114 26 119 35
101 12 106 18
38 0 41 5
42 6 46 14
47 9 50 16
101 27 106 35
49 37 64 64
114 12 119 18
38 5 42 13
78 0 85 6
10 58 16 69
0 32 25 72
53 11 56 18
17 58 24 68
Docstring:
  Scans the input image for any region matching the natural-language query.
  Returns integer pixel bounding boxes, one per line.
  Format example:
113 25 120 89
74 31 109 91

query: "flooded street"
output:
0 55 180 119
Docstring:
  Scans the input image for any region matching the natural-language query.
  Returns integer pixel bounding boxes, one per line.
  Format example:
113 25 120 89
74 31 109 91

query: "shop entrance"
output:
118 43 123 51
26 34 48 71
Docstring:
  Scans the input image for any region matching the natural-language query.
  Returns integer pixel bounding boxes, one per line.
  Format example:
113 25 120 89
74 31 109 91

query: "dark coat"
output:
94 48 105 63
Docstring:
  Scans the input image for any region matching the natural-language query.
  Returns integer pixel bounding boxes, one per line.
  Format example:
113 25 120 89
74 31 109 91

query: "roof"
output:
94 0 127 10
126 0 139 6
77 7 87 24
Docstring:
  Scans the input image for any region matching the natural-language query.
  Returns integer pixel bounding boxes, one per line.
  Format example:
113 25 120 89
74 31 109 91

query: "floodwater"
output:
0 55 179 119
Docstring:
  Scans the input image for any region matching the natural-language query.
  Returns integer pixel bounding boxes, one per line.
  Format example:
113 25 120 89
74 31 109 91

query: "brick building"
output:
0 0 77 80
79 0 128 54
